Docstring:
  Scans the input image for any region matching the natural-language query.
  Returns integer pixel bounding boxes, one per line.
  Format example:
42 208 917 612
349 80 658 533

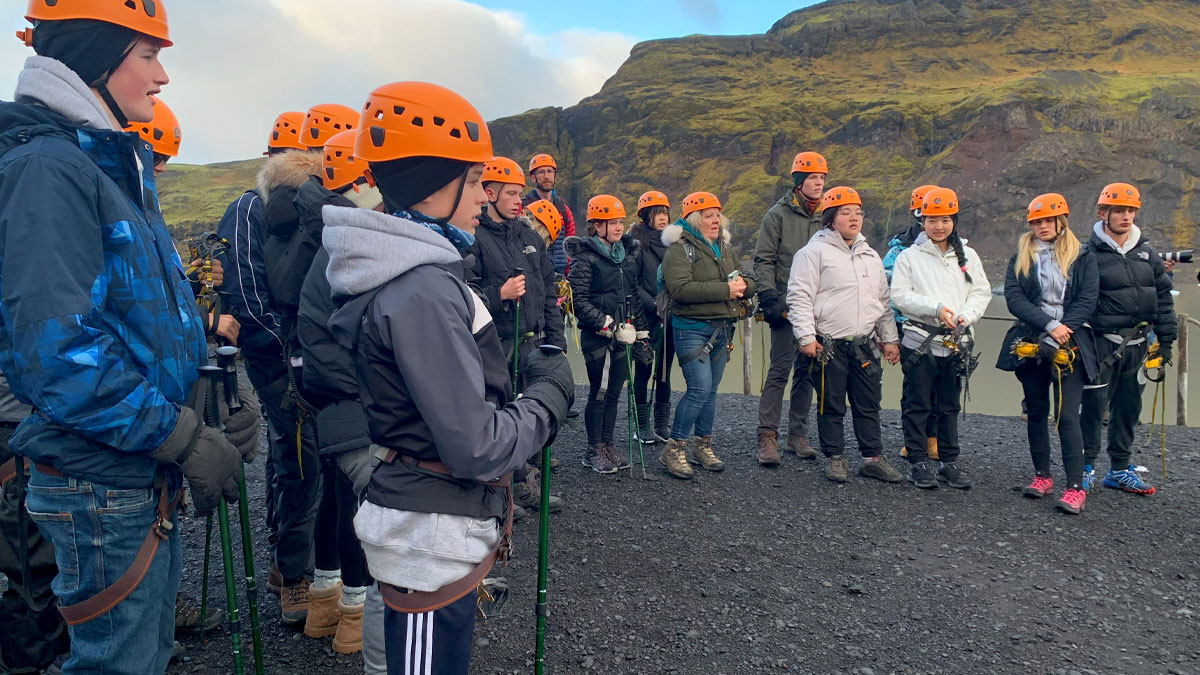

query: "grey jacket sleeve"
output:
752 208 782 290
374 275 553 482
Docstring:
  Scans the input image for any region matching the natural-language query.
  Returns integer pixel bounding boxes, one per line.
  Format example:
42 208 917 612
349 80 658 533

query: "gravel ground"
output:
170 388 1200 675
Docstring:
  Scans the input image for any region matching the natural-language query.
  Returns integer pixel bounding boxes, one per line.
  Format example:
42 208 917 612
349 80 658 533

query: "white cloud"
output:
0 0 634 164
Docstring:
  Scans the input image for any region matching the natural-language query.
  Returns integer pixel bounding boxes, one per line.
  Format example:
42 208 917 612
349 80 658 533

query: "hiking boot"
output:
607 441 631 471
175 592 224 634
659 438 694 479
332 600 364 655
825 455 849 483
304 582 342 639
636 404 665 444
1102 465 1155 495
1081 464 1096 493
908 461 938 489
512 503 528 523
583 442 618 474
859 456 903 483
280 578 312 627
756 429 781 467
688 435 725 471
1023 474 1054 498
937 462 972 489
926 436 939 461
514 469 563 512
1057 487 1086 514
787 435 817 459
899 444 908 458
532 452 559 470
267 564 282 597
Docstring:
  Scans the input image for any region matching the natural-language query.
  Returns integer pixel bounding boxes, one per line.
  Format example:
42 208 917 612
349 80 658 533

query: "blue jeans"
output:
24 467 181 675
671 324 731 440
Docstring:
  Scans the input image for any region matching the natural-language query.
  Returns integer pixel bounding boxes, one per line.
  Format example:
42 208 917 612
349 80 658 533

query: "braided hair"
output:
946 214 973 283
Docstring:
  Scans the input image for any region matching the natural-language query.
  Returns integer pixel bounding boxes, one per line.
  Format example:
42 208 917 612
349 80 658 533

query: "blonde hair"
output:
683 209 730 240
1015 215 1079 280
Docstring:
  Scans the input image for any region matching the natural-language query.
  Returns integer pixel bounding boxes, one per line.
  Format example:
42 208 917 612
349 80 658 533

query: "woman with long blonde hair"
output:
996 194 1099 514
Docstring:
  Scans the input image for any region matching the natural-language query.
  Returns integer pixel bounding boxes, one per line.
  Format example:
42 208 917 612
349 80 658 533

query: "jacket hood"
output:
811 227 868 253
0 99 76 157
13 56 114 132
257 149 322 205
295 174 352 217
1091 220 1142 254
661 222 732 247
911 232 970 256
322 205 463 298
563 233 640 260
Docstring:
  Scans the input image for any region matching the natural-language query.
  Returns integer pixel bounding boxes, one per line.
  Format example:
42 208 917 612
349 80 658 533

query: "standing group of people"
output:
0 3 1181 675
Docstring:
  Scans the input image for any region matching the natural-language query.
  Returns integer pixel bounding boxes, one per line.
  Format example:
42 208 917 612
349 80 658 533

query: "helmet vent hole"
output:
142 0 157 17
411 117 424 127
393 106 405 117
375 110 384 120
433 117 445 127
449 128 462 139
125 0 136 10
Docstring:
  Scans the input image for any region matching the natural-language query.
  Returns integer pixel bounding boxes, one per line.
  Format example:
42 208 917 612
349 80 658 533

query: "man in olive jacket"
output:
751 151 827 465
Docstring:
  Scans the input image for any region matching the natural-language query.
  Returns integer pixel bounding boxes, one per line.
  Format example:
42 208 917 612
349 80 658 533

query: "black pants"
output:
0 426 69 674
500 337 536 394
896 322 938 439
1081 339 1147 470
584 344 629 444
632 321 674 430
1017 360 1085 486
384 591 476 675
314 457 371 588
246 361 320 584
815 342 884 458
900 348 963 463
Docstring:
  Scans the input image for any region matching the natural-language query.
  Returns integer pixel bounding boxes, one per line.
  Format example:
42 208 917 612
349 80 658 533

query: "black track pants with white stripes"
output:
384 592 476 675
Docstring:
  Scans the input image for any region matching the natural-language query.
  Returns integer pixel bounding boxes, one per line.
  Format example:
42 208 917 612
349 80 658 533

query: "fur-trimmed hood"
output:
661 222 732 247
257 149 322 204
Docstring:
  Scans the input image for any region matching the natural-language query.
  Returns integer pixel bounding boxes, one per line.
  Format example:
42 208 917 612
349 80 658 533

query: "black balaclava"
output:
32 19 140 127
370 156 472 217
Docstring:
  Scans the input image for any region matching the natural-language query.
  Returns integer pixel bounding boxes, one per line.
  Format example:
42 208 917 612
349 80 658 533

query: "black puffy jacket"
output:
566 235 648 359
631 224 668 326
465 210 565 349
997 247 1100 381
1085 226 1177 343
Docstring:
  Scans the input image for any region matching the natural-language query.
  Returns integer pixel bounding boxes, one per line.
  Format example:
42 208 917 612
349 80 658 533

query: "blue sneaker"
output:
1081 465 1095 492
1102 465 1156 495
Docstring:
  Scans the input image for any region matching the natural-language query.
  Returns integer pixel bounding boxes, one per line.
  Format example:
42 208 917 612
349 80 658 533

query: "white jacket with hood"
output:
786 228 898 346
890 232 991 354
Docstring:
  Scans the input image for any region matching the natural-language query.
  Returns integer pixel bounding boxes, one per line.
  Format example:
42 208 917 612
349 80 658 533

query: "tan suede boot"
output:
332 600 363 654
756 429 781 466
658 438 694 479
927 436 940 461
303 581 341 638
688 435 725 471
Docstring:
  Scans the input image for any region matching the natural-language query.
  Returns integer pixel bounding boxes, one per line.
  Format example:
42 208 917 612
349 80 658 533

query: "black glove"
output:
222 385 261 463
757 289 789 330
521 347 575 443
150 406 240 514
1158 342 1173 366
632 339 654 366
1037 341 1059 364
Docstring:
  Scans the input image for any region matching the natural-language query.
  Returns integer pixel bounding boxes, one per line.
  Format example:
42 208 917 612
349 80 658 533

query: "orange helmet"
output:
19 0 172 47
125 96 180 157
528 153 557 174
637 190 670 212
821 186 862 211
482 157 526 187
300 104 358 148
909 184 939 212
1097 182 1141 209
320 130 366 191
791 151 828 175
587 195 625 221
921 187 959 217
1027 193 1069 222
354 81 492 165
526 199 563 242
266 111 306 153
681 192 722 218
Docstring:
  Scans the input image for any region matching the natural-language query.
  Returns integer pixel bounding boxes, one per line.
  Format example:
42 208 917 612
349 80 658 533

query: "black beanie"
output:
370 156 472 214
32 19 139 87
792 171 812 189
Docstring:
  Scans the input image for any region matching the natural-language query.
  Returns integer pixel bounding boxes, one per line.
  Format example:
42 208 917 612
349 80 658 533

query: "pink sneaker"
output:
1057 487 1086 514
1022 474 1054 498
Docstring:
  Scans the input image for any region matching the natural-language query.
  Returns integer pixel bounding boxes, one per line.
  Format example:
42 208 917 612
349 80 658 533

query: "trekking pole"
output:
622 296 649 480
199 512 213 641
216 346 265 675
199 365 246 675
534 442 552 675
512 268 524 398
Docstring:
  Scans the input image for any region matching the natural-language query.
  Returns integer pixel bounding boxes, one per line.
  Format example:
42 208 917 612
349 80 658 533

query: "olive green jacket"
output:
661 222 755 321
752 191 823 292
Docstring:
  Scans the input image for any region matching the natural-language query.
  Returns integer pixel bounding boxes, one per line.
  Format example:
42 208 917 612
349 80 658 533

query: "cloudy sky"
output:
1 0 817 164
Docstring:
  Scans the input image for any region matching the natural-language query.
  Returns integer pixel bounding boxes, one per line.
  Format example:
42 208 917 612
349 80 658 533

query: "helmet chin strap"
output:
92 42 138 130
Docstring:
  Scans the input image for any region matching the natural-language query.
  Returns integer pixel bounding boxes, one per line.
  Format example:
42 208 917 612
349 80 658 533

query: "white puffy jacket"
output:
890 233 991 351
786 228 899 347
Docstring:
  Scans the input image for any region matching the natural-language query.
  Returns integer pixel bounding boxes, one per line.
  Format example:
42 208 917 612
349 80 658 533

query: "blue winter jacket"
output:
882 221 923 325
215 189 286 366
0 99 206 488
